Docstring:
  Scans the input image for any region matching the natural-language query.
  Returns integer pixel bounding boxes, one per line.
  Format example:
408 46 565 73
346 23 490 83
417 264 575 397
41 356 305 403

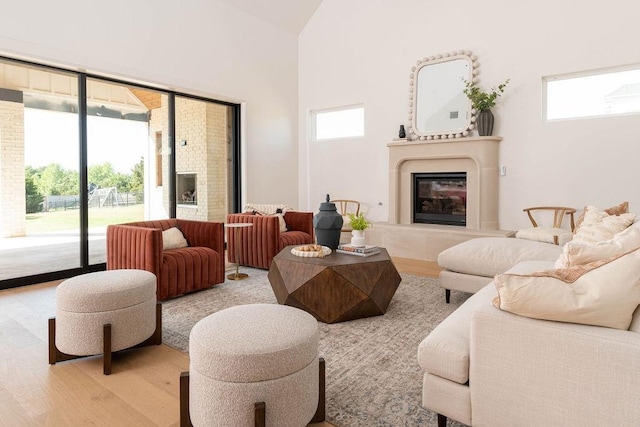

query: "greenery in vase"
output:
463 79 510 111
347 213 371 231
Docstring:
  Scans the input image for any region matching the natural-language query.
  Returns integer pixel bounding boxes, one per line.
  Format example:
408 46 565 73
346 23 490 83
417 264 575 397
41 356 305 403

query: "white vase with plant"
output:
347 213 371 247
463 79 510 136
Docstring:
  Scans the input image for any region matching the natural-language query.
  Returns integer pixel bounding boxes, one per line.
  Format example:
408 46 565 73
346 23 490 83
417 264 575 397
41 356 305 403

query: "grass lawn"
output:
26 204 145 234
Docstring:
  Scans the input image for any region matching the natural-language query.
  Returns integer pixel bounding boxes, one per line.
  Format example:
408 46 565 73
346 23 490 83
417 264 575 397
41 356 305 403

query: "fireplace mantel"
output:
388 136 502 230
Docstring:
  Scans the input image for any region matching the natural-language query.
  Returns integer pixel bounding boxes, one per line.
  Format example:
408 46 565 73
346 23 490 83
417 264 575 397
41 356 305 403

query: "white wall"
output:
0 0 300 208
299 0 640 230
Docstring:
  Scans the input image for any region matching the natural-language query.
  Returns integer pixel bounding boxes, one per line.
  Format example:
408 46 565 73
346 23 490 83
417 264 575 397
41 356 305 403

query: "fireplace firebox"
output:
413 172 467 226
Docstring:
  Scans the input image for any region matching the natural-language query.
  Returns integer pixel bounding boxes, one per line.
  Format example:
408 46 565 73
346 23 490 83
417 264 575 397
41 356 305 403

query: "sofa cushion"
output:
418 261 554 385
438 237 562 278
280 231 313 248
571 205 635 245
495 248 640 330
555 225 640 268
515 226 573 245
575 201 629 231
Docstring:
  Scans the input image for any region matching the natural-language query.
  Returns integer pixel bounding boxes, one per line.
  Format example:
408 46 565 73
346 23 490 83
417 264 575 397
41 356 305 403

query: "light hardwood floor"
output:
0 258 439 426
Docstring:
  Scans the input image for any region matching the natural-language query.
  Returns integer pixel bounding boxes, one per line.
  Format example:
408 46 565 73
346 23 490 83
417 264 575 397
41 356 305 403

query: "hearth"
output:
413 172 466 226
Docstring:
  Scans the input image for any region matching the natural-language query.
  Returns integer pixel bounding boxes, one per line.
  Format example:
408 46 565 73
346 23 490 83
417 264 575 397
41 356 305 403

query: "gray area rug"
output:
162 268 469 427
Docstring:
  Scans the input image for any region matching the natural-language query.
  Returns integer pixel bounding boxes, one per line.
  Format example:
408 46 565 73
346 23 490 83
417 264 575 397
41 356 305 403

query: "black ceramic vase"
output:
477 109 494 136
313 194 343 250
399 125 406 139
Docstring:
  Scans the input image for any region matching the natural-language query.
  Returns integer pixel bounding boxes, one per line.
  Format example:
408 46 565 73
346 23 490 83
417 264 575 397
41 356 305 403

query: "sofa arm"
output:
177 219 224 255
284 211 314 237
106 224 162 276
226 213 281 269
469 304 640 427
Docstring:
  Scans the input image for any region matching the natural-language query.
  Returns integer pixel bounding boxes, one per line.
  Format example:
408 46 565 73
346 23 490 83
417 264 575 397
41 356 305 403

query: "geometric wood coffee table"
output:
267 246 402 323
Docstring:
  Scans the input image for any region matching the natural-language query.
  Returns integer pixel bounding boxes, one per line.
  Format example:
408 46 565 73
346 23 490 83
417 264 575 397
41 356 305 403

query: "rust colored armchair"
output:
106 219 225 300
226 211 314 269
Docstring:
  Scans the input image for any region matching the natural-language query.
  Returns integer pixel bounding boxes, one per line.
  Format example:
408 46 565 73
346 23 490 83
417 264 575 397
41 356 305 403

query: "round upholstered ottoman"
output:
49 269 161 374
184 304 323 427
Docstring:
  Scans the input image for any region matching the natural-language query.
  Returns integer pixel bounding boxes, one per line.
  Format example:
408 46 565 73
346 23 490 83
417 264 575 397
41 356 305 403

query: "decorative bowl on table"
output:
291 245 331 258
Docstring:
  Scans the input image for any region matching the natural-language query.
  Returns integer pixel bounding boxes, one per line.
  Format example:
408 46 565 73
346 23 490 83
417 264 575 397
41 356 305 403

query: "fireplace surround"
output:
388 136 501 230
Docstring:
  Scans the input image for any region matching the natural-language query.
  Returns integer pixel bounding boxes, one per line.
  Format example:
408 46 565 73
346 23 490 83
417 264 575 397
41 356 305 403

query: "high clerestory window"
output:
311 104 364 141
544 64 640 121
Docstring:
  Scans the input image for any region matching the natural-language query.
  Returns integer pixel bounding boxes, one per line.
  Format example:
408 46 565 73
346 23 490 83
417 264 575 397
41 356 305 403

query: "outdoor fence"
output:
36 190 143 212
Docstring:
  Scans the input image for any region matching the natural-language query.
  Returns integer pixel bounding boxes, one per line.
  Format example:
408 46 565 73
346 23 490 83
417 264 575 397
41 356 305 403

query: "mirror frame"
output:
407 50 479 140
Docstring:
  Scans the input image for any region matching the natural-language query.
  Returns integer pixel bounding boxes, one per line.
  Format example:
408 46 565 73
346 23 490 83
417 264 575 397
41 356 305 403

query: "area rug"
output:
162 268 470 427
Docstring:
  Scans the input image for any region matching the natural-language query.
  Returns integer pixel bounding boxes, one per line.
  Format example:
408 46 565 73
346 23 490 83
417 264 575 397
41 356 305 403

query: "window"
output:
544 65 640 120
312 105 364 140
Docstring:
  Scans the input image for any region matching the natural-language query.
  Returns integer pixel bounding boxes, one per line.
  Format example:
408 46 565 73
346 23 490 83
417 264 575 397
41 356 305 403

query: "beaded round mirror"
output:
407 50 479 140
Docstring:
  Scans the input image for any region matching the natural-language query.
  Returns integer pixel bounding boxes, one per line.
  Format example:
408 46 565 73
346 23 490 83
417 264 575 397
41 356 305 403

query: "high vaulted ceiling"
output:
219 0 322 34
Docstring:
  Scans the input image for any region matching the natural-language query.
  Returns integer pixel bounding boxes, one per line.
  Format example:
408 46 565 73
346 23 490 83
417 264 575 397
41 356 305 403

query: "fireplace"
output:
177 173 197 205
387 136 501 230
413 172 466 226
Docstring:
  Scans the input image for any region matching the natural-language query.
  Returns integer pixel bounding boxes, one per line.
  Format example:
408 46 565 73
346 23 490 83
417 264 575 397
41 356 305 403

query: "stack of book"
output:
336 244 380 257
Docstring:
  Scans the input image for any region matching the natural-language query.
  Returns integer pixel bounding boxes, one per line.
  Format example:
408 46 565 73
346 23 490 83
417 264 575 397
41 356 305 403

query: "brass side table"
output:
225 222 253 280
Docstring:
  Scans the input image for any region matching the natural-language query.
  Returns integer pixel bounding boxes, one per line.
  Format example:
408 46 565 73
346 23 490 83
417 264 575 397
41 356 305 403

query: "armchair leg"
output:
445 289 451 304
437 413 447 427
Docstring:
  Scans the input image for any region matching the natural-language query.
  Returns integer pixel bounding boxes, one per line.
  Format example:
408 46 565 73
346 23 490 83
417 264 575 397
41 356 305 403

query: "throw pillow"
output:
570 205 635 245
274 212 287 233
162 227 188 250
555 225 640 268
575 201 629 231
494 248 640 330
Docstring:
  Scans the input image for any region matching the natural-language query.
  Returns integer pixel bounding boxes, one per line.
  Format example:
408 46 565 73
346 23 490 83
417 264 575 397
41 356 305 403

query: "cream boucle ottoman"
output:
180 304 325 427
48 269 162 375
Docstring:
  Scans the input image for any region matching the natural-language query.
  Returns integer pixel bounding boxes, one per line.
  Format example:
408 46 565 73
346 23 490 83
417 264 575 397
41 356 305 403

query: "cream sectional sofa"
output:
437 237 563 303
420 222 640 426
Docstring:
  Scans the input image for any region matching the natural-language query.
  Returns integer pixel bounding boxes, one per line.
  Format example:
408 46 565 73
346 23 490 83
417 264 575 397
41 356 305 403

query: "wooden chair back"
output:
523 206 577 232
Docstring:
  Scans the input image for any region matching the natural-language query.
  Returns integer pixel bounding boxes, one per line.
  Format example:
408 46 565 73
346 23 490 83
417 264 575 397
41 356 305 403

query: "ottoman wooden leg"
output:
180 371 192 427
48 318 81 365
103 324 112 375
311 357 326 423
255 402 266 427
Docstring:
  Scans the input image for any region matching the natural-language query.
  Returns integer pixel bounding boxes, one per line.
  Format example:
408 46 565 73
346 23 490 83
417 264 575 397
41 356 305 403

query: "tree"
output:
34 163 78 196
130 157 145 203
25 166 44 213
130 157 144 192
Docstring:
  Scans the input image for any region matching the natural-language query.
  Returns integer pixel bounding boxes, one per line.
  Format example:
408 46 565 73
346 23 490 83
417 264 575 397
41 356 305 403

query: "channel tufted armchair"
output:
106 219 225 300
226 211 314 269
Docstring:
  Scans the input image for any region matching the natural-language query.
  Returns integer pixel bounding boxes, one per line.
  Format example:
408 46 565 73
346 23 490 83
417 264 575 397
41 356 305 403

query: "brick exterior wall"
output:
0 98 26 237
148 96 229 222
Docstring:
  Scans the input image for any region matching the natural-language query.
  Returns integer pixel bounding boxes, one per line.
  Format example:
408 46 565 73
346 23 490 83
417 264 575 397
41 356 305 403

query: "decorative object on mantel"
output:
407 50 478 141
398 125 406 139
313 194 343 250
463 79 510 136
347 212 371 247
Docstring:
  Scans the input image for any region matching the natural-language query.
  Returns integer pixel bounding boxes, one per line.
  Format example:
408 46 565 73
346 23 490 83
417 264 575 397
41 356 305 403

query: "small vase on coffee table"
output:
351 230 366 247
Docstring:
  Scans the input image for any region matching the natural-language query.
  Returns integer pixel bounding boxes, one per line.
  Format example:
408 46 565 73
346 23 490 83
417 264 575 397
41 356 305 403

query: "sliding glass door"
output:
0 56 240 288
0 59 81 281
85 79 169 265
